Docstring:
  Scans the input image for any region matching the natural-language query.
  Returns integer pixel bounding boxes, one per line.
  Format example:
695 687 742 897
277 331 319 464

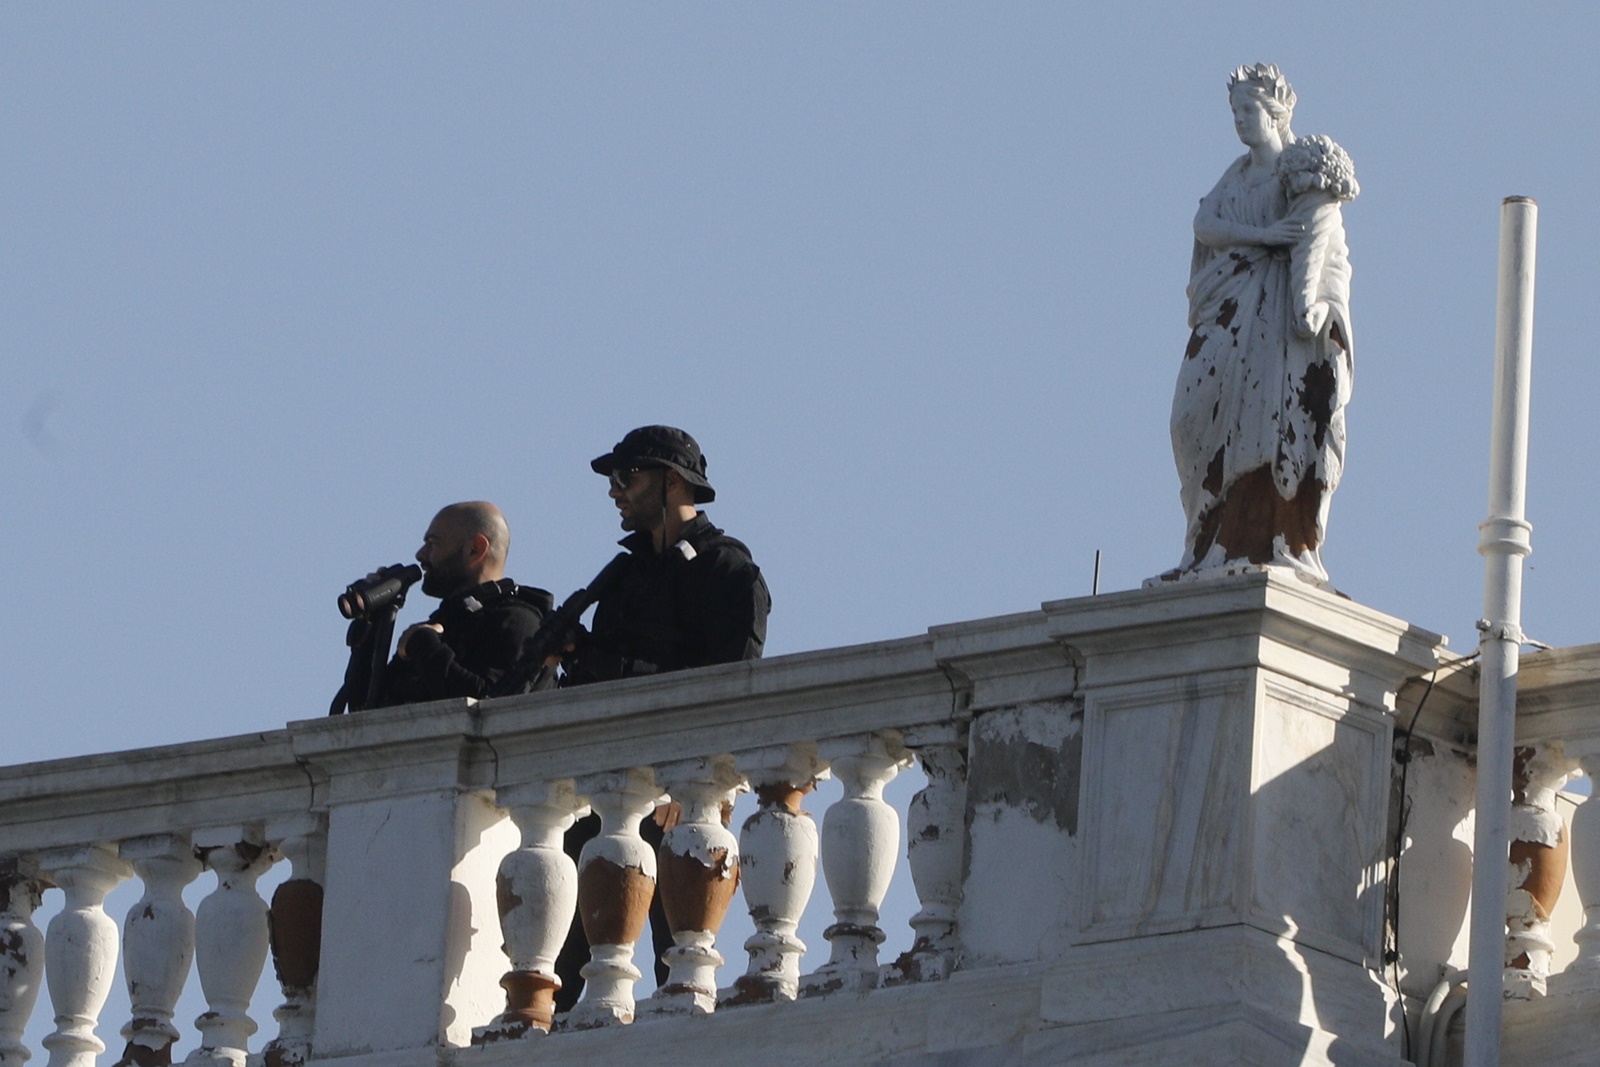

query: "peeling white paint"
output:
962 800 1076 965
1508 805 1566 849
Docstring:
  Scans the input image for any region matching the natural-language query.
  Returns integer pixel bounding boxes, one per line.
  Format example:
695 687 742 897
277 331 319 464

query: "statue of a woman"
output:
1166 64 1358 586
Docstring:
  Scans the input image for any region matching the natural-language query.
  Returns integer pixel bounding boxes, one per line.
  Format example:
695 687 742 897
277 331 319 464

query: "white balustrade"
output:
566 768 661 1029
39 843 130 1067
804 732 910 995
474 780 585 1043
1505 743 1573 997
114 834 201 1067
4 572 1538 1063
724 744 828 1005
1566 748 1600 990
184 829 275 1067
893 729 968 983
0 859 45 1067
260 817 325 1067
645 756 745 1016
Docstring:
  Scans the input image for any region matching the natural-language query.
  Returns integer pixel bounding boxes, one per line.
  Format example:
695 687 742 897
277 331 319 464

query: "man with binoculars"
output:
373 500 553 707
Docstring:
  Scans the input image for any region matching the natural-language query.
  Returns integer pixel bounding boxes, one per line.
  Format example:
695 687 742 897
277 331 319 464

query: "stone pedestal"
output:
957 572 1444 1065
292 706 515 1058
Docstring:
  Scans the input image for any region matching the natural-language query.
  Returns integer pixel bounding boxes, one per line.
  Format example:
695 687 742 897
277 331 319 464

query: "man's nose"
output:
416 545 429 564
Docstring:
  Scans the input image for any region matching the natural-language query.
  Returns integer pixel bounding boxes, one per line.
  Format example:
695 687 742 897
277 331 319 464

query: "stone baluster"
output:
260 816 326 1067
1504 743 1573 998
38 842 131 1067
644 756 746 1016
472 780 585 1044
722 744 828 1006
566 768 661 1029
183 828 275 1067
114 835 202 1067
1563 745 1600 991
803 731 910 995
0 858 46 1067
890 726 969 983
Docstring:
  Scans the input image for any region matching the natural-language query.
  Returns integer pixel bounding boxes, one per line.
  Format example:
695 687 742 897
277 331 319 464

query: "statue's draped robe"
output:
1171 154 1352 583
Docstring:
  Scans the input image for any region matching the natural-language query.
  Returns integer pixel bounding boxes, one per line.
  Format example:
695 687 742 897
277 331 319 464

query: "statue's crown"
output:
1228 63 1296 114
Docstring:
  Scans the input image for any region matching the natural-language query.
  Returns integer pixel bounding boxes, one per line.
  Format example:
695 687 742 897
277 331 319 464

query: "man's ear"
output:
468 532 492 566
663 468 692 503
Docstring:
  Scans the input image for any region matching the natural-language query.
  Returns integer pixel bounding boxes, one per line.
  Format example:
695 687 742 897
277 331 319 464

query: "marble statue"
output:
1165 64 1358 586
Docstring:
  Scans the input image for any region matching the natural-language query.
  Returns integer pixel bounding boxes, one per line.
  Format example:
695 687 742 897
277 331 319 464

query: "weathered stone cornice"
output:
1394 641 1600 754
0 730 309 854
1043 571 1445 709
1514 643 1600 754
473 633 962 784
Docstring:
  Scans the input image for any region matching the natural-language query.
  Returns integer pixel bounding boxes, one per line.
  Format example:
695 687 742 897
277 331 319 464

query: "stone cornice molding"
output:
288 699 493 804
1514 643 1600 755
1394 653 1480 746
1041 571 1446 708
0 731 309 855
473 633 961 786
1394 642 1600 755
930 609 1079 712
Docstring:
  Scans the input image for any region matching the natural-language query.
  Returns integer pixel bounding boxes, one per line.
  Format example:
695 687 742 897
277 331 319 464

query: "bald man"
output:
375 502 555 706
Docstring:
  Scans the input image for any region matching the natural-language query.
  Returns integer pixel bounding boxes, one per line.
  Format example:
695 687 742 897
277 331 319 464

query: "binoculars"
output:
338 563 423 620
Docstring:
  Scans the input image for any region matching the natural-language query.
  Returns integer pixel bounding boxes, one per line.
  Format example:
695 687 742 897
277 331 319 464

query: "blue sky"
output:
4 5 1597 759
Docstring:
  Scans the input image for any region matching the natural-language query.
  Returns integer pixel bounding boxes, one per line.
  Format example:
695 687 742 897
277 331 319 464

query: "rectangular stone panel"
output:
1249 681 1390 963
1079 673 1255 939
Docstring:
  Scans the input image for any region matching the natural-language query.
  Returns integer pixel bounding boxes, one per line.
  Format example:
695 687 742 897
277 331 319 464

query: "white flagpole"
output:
1464 195 1537 1067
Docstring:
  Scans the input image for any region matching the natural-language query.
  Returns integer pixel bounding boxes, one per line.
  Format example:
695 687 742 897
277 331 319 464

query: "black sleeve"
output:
372 654 420 709
698 550 770 665
562 560 642 685
407 603 547 700
561 548 768 682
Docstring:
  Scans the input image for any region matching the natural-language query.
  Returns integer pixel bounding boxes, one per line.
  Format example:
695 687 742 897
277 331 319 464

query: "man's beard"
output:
421 544 473 598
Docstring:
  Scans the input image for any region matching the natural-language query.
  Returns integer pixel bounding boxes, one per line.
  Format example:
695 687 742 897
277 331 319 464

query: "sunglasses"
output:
608 466 657 492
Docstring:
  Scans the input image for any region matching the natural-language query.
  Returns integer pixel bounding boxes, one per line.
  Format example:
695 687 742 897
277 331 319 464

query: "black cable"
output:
659 465 670 553
1385 650 1479 1061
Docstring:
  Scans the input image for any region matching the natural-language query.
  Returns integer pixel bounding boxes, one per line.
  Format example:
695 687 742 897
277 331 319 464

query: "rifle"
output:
491 552 631 696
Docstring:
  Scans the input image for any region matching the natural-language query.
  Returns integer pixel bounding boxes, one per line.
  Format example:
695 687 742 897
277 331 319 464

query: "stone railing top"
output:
1044 571 1445 706
0 619 1020 853
1516 642 1600 753
0 728 308 855
1046 569 1442 657
0 572 1454 856
1394 641 1600 753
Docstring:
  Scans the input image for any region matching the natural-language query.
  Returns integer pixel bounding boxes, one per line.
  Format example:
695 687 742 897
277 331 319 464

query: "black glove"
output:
560 628 630 685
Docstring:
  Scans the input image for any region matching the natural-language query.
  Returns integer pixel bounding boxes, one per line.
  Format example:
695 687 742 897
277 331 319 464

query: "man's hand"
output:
396 622 445 660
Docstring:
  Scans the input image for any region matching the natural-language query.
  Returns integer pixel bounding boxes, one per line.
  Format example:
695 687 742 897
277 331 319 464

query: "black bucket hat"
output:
591 425 716 503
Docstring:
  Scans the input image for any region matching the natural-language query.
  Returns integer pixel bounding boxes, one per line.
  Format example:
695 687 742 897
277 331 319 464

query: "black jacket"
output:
565 513 770 684
377 579 552 705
